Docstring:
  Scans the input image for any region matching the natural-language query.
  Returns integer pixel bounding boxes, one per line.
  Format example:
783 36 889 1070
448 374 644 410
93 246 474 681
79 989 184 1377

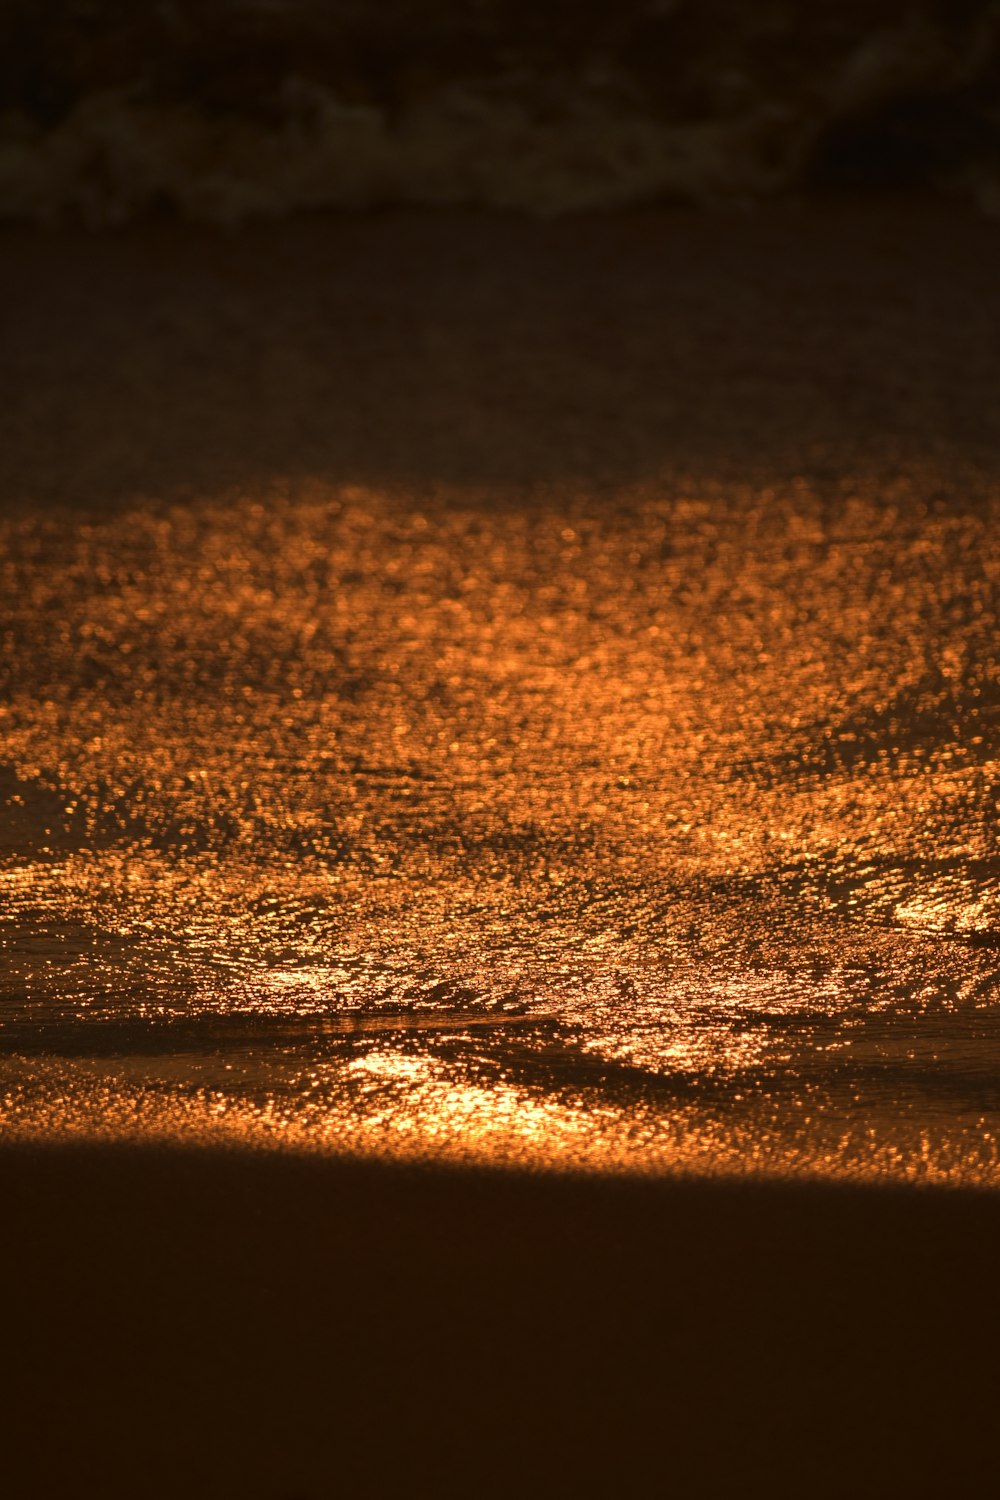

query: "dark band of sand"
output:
3 1142 999 1498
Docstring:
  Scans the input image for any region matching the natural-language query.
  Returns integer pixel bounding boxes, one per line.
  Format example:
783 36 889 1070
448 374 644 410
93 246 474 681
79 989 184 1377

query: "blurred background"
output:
2 0 999 221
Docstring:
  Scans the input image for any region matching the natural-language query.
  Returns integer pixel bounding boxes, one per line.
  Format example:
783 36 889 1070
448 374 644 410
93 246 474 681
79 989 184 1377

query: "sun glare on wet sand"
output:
2 465 996 1183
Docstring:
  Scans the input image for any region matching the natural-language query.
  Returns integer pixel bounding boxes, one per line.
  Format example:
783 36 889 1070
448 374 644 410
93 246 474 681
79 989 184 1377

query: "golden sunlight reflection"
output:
1 474 997 1182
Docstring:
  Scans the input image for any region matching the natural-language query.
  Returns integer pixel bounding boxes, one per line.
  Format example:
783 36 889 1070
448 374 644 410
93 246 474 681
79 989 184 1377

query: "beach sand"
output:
3 1143 1000 1498
2 197 999 1493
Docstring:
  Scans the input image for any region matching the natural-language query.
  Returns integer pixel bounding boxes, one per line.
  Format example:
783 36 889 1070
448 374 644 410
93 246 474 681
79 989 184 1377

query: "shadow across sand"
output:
3 1142 998 1498
3 200 999 515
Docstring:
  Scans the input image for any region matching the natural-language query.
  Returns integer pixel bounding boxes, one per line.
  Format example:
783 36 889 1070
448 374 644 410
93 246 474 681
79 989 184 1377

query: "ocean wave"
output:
1 3 998 221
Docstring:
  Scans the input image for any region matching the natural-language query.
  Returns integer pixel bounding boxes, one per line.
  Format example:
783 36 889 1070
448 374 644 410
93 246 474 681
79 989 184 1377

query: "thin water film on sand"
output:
1 462 997 1181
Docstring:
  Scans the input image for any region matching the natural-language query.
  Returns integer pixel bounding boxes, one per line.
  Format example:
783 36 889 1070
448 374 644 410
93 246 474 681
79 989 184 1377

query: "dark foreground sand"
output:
3 1144 999 1499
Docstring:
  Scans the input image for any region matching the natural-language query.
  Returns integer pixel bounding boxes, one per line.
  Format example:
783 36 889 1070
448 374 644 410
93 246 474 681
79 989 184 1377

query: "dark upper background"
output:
1 1 999 219
2 6 997 506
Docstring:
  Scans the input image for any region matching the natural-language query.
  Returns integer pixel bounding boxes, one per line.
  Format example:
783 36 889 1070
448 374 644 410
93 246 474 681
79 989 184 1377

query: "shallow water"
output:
1 465 997 1180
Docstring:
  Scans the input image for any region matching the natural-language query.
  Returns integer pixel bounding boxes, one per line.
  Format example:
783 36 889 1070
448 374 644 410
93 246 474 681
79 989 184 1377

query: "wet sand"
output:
3 1143 1000 1498
2 195 998 1175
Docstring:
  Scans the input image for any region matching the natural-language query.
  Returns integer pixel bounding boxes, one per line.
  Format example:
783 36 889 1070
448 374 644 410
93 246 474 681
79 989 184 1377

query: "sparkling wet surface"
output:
1 211 998 1181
